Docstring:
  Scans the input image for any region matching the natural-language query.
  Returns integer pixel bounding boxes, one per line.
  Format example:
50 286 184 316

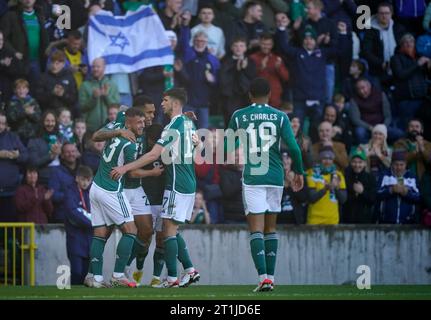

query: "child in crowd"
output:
190 190 211 224
57 107 74 143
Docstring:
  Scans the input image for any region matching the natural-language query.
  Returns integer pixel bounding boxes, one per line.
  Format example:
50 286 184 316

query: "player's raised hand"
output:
110 166 126 180
119 129 136 143
291 174 304 192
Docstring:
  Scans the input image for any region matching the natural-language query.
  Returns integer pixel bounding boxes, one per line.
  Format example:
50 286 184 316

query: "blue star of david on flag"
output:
109 32 130 50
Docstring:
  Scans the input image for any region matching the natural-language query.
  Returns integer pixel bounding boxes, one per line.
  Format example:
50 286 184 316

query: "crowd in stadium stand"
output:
1 0 431 226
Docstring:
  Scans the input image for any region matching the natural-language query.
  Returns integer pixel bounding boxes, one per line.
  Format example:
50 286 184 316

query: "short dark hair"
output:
355 77 371 86
377 1 393 13
61 142 76 153
146 123 164 142
133 95 154 107
25 165 39 174
259 33 273 41
76 165 93 178
67 30 82 40
230 36 248 46
249 78 271 98
408 118 424 129
125 107 145 118
199 4 214 13
163 88 188 106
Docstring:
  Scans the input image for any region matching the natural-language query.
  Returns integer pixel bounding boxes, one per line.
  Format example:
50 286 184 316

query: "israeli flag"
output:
88 6 174 74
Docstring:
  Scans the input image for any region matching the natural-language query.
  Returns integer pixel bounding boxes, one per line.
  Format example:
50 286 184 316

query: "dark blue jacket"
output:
395 0 426 18
81 151 101 176
0 130 28 196
49 163 77 222
323 0 357 33
177 26 220 108
276 30 350 101
64 183 92 258
377 169 421 224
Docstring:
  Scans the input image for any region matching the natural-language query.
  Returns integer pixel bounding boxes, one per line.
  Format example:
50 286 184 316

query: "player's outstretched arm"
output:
92 128 136 143
110 144 163 180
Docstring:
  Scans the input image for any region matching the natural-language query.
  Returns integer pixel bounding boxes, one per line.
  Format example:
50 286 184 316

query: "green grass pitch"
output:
0 285 430 300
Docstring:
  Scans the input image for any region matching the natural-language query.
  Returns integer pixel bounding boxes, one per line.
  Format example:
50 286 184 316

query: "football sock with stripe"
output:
114 233 136 274
250 232 267 277
89 236 106 279
135 237 149 271
264 233 278 282
153 247 165 277
164 236 178 278
176 233 193 270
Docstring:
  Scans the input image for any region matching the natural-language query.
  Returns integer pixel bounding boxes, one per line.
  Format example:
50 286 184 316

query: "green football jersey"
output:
156 114 196 194
227 103 304 187
93 134 135 192
124 135 146 189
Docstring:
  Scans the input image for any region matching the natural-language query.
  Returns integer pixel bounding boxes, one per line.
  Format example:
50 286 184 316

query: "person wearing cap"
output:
275 15 350 128
376 149 420 224
359 123 392 181
343 147 376 223
306 145 347 225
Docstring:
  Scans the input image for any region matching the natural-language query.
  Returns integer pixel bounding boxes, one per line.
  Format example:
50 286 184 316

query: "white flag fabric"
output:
88 6 174 74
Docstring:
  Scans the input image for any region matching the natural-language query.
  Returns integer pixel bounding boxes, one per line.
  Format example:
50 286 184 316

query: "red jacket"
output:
14 184 53 224
250 51 289 107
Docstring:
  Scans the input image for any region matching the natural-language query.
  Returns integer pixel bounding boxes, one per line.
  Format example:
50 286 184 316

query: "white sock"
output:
113 272 124 279
185 267 195 274
152 276 160 280
86 273 94 278
167 276 177 283
268 275 275 283
259 274 267 283
94 275 103 283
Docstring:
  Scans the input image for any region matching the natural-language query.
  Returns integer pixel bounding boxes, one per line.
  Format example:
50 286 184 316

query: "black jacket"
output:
390 51 429 100
219 55 256 99
343 166 377 223
35 68 78 112
0 6 49 71
219 165 244 223
361 22 406 78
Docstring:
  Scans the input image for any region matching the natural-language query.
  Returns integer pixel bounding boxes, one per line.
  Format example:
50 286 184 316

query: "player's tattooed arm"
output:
128 166 164 178
92 128 136 143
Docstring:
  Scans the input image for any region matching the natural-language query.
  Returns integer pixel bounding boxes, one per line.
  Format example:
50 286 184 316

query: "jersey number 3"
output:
103 138 121 162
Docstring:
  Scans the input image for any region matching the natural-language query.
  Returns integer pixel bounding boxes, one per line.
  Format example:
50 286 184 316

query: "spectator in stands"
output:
394 119 431 180
6 78 41 145
290 116 313 169
35 50 78 115
0 110 28 222
79 58 120 132
219 36 256 125
191 4 226 60
189 190 211 224
0 0 49 88
72 118 87 155
279 152 307 224
219 148 245 223
0 30 26 103
342 59 371 101
213 0 240 54
306 145 347 225
391 33 430 131
349 77 401 144
81 139 104 175
343 148 377 223
423 1 431 32
421 162 431 225
234 1 267 52
394 0 426 36
250 33 289 108
311 121 349 170
49 142 80 223
361 2 406 86
14 165 53 223
276 21 349 127
310 104 353 152
176 19 220 129
57 107 74 143
377 150 420 224
64 165 93 285
47 30 89 90
195 128 223 223
27 110 62 186
158 0 183 31
359 124 392 181
297 0 339 103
